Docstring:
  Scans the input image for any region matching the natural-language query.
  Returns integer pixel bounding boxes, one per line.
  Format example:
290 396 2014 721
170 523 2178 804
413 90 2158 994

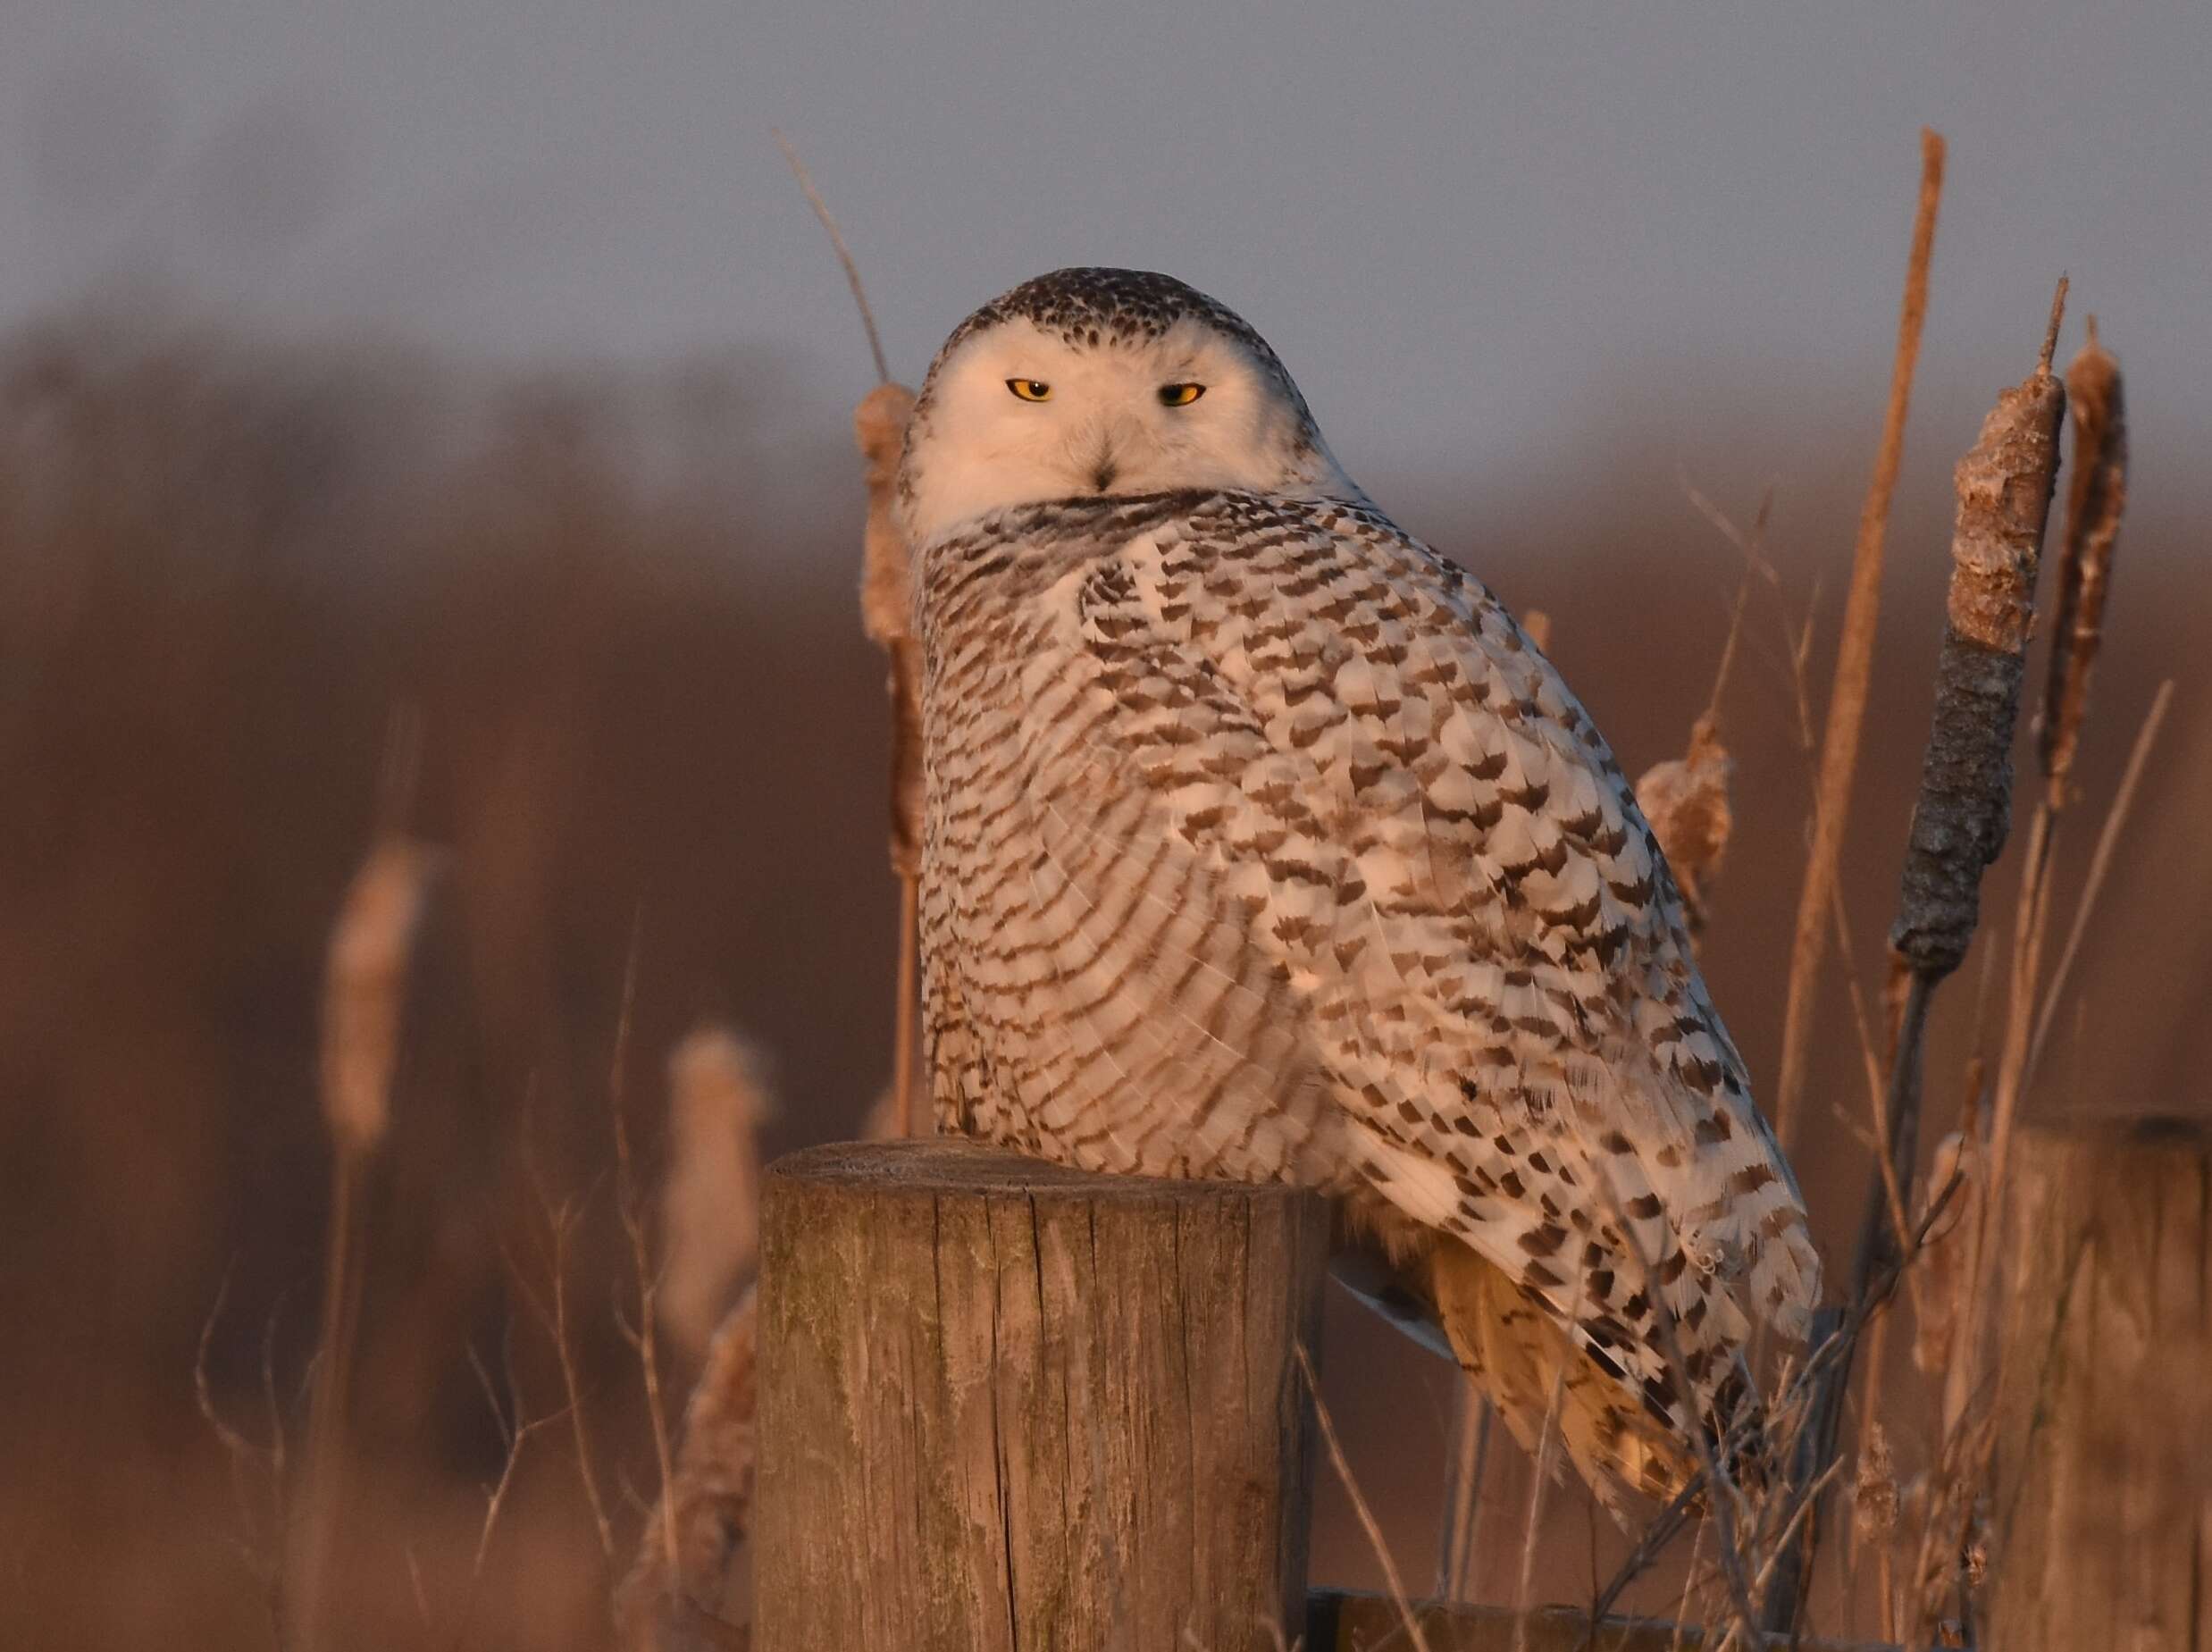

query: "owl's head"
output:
897 268 1355 544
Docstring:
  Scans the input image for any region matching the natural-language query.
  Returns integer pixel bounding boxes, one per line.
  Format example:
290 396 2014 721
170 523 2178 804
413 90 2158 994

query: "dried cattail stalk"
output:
1635 713 1732 941
658 1026 776 1363
617 1288 759 1652
857 383 923 876
775 132 889 385
777 131 924 1138
320 837 437 1153
1774 127 1946 1148
1889 281 2068 982
292 833 438 1646
1518 607 1553 654
856 384 926 1136
2037 322 2127 806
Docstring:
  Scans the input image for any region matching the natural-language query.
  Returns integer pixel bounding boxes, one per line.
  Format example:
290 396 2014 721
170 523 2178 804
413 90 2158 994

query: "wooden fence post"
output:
752 1139 1330 1651
1988 1112 2211 1649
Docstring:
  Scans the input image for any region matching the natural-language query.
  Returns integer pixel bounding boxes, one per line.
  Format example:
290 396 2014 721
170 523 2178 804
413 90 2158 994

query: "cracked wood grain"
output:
753 1140 1329 1650
1988 1114 2212 1651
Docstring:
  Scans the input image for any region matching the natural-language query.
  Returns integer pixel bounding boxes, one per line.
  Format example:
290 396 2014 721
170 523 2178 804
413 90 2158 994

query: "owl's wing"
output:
989 491 1818 1446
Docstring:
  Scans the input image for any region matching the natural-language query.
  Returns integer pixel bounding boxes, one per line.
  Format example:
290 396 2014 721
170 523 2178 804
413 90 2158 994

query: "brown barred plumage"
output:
901 269 1820 1516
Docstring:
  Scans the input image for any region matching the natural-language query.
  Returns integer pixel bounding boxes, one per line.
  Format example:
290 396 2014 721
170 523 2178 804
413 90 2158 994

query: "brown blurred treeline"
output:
0 313 904 1646
0 310 2203 1648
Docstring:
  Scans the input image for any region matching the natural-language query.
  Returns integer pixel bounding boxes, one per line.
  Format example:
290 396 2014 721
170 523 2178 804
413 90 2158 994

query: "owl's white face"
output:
899 306 1353 545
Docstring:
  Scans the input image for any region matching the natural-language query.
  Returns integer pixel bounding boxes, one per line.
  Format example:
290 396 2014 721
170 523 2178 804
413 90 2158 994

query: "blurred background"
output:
4 4 2208 1646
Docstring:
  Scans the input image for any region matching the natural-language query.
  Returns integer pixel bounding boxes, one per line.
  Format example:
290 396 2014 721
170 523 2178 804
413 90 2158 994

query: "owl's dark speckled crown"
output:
940 267 1279 360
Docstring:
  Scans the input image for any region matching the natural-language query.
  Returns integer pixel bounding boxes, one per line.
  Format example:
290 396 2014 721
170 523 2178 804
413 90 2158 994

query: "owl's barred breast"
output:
917 491 1349 1187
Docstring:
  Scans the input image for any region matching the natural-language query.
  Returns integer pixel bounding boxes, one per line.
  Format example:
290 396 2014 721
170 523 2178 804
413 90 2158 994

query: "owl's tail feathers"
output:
1427 1237 1695 1526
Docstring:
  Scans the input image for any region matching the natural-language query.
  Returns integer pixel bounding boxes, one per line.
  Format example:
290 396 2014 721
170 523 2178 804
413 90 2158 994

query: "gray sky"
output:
10 1 2210 525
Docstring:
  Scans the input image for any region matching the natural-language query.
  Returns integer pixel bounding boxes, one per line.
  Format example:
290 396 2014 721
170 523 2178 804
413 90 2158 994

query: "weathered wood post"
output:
753 1139 1330 1650
1989 1113 2212 1649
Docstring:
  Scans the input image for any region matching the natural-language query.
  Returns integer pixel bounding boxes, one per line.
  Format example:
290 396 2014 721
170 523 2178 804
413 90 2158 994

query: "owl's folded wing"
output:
1000 491 1818 1443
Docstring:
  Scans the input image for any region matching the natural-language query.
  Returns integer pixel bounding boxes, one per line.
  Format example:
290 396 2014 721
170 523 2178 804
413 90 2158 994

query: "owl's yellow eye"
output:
1006 379 1052 402
1158 382 1206 407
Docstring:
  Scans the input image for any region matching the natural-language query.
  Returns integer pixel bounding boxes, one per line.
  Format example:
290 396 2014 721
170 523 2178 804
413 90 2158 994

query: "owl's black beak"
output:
1089 457 1119 492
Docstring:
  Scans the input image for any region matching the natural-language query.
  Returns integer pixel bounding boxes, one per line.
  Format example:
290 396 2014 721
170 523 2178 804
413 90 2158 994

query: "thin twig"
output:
194 1265 289 1644
607 922 681 1588
549 1202 616 1560
1295 1343 1435 1652
511 1111 619 1564
1670 1516 1711 1652
774 130 891 386
1437 1390 1494 1601
1579 1153 1763 1650
1582 1482 1704 1644
1681 482 1890 1123
1577 1161 1962 1649
1509 1375 1570 1652
2025 680 2174 1080
1774 128 1946 1151
448 1354 572 1652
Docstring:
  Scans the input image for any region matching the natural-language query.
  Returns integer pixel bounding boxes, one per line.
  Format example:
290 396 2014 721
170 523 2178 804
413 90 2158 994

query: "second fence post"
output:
752 1139 1331 1651
1988 1112 2212 1651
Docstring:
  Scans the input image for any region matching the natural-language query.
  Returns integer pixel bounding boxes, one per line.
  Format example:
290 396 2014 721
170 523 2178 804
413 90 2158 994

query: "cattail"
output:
1635 712 1733 942
2038 322 2127 807
855 382 926 1136
616 1287 760 1649
658 1025 777 1363
856 383 918 649
294 834 436 1642
319 837 437 1155
856 382 924 881
1889 284 2069 982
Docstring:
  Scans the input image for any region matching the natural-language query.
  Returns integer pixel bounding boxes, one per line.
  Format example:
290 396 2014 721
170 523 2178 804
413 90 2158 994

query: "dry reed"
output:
1774 129 1946 1153
607 935 683 1598
1296 1342 1437 1652
509 1183 619 1564
777 130 927 1139
292 833 439 1649
1435 1392 1494 1603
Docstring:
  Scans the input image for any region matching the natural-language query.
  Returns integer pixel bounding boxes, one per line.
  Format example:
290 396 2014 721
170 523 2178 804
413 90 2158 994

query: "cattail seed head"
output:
319 837 437 1156
658 1025 777 1363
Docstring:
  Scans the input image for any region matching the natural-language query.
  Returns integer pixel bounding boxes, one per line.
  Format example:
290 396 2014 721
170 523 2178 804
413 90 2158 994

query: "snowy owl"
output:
899 266 1820 1514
